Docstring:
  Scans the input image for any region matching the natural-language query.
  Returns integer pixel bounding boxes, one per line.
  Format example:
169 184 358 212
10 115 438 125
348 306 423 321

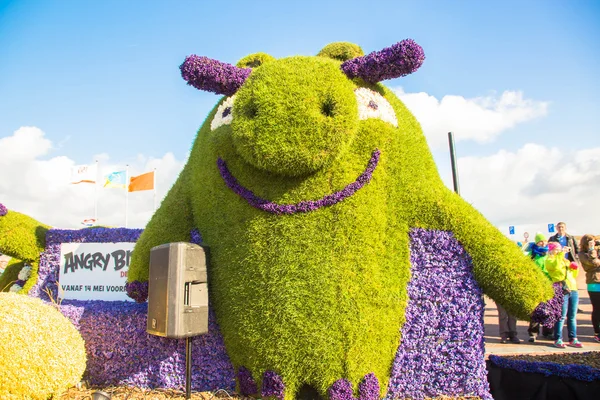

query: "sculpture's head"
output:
180 40 425 214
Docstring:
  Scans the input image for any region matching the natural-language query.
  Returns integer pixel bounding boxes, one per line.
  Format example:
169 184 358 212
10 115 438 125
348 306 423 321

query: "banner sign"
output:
59 242 135 301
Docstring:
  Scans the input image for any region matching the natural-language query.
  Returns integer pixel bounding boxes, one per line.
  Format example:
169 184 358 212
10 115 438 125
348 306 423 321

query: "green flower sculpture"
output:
0 206 49 293
122 40 554 398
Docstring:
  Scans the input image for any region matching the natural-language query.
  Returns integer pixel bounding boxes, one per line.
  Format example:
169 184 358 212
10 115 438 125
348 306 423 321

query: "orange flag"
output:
128 171 154 192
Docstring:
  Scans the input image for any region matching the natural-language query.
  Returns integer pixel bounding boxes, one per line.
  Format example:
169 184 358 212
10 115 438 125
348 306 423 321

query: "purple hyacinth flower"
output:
262 370 285 400
341 39 425 83
329 379 356 400
125 280 149 303
238 366 258 396
180 55 251 96
217 149 380 215
358 373 379 400
530 282 564 328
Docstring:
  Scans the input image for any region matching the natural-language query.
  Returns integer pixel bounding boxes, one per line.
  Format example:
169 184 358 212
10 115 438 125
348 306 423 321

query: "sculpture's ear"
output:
317 42 364 62
341 39 425 83
237 52 275 68
180 55 251 96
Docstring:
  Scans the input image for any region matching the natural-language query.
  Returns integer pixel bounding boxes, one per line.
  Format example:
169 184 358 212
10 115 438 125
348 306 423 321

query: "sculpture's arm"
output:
0 203 49 262
410 191 555 321
126 175 195 300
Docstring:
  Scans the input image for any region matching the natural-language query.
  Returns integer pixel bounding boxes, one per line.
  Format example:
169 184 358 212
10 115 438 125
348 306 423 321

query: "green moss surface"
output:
0 258 23 292
317 42 364 61
130 43 554 399
237 52 275 68
0 210 48 295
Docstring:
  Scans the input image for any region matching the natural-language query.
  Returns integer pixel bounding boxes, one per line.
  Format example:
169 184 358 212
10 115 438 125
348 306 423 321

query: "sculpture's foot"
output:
237 369 379 400
328 373 380 400
237 367 285 399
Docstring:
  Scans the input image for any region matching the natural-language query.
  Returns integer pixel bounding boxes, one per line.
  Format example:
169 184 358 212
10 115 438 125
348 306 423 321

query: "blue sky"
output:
1 0 599 235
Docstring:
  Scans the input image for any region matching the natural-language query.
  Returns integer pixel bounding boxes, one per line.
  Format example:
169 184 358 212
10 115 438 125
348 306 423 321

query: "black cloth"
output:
589 291 600 336
549 233 579 263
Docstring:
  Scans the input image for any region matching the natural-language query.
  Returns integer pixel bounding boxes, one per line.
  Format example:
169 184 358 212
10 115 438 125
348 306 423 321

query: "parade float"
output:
0 40 569 399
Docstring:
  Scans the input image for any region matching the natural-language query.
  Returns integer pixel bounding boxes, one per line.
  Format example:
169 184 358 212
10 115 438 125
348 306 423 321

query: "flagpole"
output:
153 167 157 212
125 165 129 228
94 160 99 224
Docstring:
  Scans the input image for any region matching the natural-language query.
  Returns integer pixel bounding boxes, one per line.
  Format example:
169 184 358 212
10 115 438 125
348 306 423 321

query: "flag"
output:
129 171 154 192
71 164 97 184
104 171 127 188
81 218 97 227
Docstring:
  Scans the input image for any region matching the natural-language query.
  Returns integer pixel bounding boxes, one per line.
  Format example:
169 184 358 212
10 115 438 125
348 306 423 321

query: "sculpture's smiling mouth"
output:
217 149 380 214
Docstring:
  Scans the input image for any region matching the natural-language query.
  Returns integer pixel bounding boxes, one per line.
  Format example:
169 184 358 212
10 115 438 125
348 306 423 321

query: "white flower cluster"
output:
18 265 32 281
354 87 398 127
211 95 236 131
9 284 22 292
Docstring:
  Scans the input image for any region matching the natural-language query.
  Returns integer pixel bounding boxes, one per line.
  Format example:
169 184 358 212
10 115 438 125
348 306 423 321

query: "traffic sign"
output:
509 226 515 235
548 223 555 233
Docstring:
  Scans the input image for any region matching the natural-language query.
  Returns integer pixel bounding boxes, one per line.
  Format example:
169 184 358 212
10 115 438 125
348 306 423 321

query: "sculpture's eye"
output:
354 88 398 127
210 95 236 131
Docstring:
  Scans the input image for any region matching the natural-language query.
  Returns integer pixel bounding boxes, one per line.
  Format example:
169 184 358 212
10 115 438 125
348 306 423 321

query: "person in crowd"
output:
526 233 551 342
497 303 520 344
549 221 580 265
578 234 600 343
546 242 582 348
527 232 549 272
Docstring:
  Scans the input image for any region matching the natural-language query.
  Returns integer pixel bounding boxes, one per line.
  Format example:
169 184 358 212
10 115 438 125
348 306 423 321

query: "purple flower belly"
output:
386 229 491 400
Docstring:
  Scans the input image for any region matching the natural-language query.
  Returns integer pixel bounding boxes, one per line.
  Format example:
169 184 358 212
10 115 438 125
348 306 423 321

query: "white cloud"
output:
394 88 549 147
0 127 186 229
457 144 600 237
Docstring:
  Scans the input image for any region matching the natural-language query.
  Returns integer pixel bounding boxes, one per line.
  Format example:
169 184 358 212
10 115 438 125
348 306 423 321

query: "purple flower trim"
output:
190 228 203 245
262 370 285 400
329 379 355 400
530 282 564 328
125 280 149 303
358 373 379 400
238 366 258 395
218 149 380 215
386 228 491 400
341 39 425 84
180 55 251 96
0 202 7 216
488 354 600 382
31 228 143 301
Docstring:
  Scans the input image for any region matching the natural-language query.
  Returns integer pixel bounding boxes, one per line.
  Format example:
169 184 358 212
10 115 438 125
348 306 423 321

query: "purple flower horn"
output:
180 55 252 96
341 39 425 84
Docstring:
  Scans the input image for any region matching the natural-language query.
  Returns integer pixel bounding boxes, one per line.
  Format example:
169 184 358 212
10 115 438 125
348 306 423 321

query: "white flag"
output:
71 164 97 184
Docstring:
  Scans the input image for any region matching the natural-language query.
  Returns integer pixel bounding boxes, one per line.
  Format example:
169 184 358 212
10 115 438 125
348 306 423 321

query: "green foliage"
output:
0 210 48 261
231 56 359 177
237 52 275 68
0 258 24 292
317 42 364 61
0 293 87 399
0 210 48 295
130 47 554 399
